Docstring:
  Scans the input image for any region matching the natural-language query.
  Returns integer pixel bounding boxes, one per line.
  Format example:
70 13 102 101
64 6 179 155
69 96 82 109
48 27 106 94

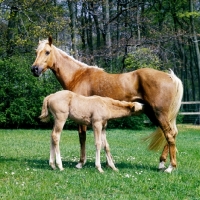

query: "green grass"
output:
0 125 200 199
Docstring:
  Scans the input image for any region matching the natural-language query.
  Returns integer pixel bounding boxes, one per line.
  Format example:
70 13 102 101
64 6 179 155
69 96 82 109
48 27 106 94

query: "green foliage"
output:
107 115 151 130
125 48 161 71
0 54 62 128
0 0 67 56
177 11 200 18
177 114 184 124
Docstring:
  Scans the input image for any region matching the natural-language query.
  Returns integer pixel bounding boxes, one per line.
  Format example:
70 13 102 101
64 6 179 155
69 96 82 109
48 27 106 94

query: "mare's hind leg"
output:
101 128 118 171
164 134 177 173
50 119 66 171
76 125 87 169
159 144 169 170
157 115 177 173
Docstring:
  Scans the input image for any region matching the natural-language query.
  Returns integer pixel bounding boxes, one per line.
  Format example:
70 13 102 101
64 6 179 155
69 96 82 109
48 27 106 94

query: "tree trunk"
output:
136 0 141 43
6 6 18 56
190 0 200 100
90 2 101 48
104 0 111 49
80 2 86 50
86 10 93 53
189 38 196 100
103 0 112 71
68 0 78 59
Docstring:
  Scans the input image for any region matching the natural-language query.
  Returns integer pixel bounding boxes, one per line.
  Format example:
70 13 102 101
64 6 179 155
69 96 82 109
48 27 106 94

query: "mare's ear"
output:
48 36 53 46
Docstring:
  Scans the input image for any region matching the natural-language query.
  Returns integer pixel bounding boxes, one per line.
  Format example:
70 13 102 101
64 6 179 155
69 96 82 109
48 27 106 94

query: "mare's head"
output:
31 36 54 77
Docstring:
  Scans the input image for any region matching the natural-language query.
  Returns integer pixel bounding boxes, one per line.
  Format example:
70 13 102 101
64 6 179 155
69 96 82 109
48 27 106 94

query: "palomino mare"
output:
31 36 183 173
39 90 143 172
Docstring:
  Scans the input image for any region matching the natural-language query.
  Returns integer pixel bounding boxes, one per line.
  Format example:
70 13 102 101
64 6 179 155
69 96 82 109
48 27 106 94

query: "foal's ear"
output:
48 36 53 46
130 104 135 112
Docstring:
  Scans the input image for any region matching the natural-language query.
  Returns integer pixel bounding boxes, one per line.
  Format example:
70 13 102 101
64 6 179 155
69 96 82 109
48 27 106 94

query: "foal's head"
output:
31 36 54 77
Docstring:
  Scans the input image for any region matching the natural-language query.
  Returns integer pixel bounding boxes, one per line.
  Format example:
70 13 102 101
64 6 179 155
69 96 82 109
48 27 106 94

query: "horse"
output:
31 36 183 173
39 90 144 172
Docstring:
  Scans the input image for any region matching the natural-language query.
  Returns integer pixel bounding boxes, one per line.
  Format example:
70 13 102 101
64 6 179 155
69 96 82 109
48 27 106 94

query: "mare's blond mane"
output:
38 39 103 70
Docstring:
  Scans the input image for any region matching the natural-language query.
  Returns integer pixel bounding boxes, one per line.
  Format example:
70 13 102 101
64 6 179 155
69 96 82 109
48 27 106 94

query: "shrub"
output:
0 54 62 128
125 48 161 71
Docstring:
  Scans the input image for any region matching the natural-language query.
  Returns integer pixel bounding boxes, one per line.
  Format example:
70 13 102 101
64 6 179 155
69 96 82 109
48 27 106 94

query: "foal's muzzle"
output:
31 65 43 77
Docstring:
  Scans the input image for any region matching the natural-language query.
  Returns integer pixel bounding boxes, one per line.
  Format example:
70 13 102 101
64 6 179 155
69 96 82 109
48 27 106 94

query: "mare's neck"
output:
51 46 85 89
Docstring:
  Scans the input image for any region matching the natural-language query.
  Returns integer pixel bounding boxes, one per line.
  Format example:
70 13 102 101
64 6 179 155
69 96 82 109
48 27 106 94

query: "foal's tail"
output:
144 70 183 151
39 95 52 122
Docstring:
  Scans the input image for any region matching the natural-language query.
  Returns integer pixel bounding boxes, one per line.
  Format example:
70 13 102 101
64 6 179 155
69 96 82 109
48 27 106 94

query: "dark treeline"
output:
0 0 199 128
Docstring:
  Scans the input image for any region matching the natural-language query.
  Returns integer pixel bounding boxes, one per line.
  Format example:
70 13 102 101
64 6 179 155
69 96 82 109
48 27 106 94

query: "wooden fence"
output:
179 101 200 124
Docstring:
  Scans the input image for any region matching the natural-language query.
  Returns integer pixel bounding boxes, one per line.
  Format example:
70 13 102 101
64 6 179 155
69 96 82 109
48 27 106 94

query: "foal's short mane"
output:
38 39 103 71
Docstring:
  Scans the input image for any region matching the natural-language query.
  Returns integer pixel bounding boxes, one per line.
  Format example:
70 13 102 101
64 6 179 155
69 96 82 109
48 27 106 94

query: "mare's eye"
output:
45 51 50 55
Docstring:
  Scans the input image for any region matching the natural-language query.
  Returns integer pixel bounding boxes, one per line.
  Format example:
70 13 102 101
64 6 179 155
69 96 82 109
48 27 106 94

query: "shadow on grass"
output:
0 156 19 163
0 156 158 172
115 162 158 172
0 155 94 170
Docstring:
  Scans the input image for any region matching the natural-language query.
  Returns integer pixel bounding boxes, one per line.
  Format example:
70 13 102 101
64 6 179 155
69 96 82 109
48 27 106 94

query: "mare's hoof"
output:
164 168 174 173
76 163 83 169
164 164 174 173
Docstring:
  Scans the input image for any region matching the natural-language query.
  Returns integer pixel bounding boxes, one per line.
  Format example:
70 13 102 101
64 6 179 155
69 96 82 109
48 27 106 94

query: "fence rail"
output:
179 101 200 115
181 101 200 104
179 101 200 124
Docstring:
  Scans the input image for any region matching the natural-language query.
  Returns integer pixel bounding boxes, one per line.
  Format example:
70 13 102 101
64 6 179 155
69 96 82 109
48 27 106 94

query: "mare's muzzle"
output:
31 65 43 77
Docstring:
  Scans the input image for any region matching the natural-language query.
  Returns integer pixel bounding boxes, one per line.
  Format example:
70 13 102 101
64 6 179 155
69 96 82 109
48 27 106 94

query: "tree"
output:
68 0 78 58
1 0 200 127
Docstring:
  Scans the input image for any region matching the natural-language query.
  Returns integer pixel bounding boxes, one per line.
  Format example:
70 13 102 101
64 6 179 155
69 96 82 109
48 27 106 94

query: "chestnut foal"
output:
39 90 143 172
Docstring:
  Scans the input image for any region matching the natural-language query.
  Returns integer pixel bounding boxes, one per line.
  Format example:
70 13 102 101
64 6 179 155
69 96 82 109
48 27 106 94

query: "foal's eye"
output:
45 51 50 55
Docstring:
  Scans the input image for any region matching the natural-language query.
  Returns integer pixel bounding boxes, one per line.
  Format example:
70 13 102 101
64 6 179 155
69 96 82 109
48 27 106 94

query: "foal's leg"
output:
76 125 87 169
49 119 66 171
93 122 104 173
101 128 118 171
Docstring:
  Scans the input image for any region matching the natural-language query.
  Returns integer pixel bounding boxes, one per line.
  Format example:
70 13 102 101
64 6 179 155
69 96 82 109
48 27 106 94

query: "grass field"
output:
0 125 200 199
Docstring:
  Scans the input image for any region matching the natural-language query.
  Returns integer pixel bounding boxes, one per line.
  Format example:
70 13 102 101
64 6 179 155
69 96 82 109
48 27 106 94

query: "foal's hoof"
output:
113 167 119 172
97 167 104 173
50 164 56 170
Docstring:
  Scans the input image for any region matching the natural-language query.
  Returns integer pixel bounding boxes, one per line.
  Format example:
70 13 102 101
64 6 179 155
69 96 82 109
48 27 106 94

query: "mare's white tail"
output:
144 70 183 151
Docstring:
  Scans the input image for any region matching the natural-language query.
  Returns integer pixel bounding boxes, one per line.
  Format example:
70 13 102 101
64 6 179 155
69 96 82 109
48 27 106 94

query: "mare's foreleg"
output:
101 128 118 171
76 125 87 169
49 119 66 171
